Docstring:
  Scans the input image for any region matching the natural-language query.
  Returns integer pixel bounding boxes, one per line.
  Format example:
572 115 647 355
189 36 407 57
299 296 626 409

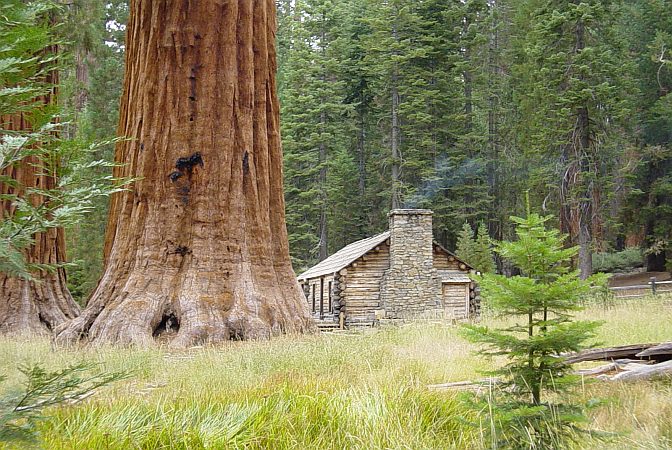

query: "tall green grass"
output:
1 296 671 449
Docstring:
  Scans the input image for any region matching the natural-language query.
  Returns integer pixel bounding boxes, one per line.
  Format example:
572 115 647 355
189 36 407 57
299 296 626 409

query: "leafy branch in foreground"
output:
0 362 130 443
462 199 606 449
0 0 131 280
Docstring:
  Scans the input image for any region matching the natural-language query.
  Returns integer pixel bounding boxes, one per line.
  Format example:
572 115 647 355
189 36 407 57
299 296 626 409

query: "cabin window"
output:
328 281 333 313
311 284 316 313
319 277 325 318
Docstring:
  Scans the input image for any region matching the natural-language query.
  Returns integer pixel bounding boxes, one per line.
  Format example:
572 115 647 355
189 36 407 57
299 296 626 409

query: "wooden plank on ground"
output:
565 343 661 364
636 342 672 358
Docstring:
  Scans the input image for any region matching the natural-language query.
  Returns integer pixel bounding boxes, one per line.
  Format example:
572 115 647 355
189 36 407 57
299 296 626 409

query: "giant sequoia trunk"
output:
0 156 80 335
55 0 313 346
0 72 81 336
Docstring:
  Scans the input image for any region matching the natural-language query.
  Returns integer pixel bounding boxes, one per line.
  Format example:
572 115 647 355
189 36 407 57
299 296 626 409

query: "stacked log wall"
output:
470 283 481 318
339 242 390 326
304 275 335 318
433 251 460 270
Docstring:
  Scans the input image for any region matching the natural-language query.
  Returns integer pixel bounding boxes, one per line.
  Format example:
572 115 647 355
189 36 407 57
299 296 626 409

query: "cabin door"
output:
442 283 469 319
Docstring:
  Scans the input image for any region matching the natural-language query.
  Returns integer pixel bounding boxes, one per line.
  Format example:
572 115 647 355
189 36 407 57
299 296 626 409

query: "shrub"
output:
592 248 643 274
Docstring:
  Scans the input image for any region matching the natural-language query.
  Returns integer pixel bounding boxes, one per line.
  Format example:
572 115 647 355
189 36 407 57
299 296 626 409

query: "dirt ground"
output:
608 271 671 287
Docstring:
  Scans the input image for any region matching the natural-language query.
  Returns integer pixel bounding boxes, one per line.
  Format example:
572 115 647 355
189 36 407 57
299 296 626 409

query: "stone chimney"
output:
380 209 442 319
388 209 434 271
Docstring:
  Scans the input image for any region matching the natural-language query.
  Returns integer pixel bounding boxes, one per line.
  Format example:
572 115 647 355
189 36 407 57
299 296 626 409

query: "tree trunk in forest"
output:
561 18 593 280
391 80 401 210
318 111 328 262
0 68 81 336
317 25 328 263
575 104 593 278
486 3 501 243
390 18 401 210
357 107 366 199
356 97 368 235
74 47 91 113
645 218 667 272
54 0 314 347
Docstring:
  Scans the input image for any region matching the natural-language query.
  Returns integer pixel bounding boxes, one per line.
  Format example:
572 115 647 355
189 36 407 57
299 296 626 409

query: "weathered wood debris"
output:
564 343 670 364
427 342 672 390
566 342 672 381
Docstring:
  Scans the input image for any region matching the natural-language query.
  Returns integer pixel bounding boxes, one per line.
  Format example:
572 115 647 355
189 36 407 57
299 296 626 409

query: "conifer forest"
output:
1 0 672 448
25 0 669 294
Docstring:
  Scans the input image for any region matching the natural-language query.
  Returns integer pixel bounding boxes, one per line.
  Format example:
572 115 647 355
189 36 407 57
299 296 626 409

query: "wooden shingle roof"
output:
297 232 390 281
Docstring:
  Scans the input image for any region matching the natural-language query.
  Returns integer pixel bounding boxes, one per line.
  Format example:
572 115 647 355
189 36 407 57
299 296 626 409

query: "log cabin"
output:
297 209 480 328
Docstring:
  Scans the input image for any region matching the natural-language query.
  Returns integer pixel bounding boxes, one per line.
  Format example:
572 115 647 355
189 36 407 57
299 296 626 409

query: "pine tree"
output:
463 204 603 448
510 0 634 278
471 222 495 273
455 222 476 268
281 0 353 270
64 0 128 302
621 0 672 271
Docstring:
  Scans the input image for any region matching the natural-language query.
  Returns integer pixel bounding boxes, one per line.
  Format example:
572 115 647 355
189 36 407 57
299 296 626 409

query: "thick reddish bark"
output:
55 0 313 346
0 72 80 336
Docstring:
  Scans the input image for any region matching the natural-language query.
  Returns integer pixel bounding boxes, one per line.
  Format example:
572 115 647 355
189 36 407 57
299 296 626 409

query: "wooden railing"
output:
609 278 672 298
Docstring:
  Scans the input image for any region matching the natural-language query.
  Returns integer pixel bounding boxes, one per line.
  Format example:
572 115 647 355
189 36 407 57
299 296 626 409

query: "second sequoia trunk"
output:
55 0 314 346
1 41 80 335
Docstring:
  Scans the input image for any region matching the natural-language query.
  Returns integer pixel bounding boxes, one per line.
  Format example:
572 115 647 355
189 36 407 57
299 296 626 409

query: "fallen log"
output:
608 360 672 382
574 359 653 376
564 343 662 364
430 343 672 389
636 342 672 359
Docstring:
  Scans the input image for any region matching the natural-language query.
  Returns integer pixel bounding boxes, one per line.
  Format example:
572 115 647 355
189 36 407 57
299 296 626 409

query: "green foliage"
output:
592 248 644 274
462 207 604 448
456 222 476 269
0 362 129 444
0 0 58 117
61 0 128 301
456 222 495 273
0 0 129 280
619 0 672 271
281 0 357 270
472 222 495 274
276 0 667 271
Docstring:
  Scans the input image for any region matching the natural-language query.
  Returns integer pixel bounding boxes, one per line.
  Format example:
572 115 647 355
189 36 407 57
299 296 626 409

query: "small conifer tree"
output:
471 222 496 274
456 222 496 273
463 202 604 448
456 222 476 268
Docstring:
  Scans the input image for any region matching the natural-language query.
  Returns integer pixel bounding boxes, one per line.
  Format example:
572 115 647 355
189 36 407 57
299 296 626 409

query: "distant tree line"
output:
277 0 672 279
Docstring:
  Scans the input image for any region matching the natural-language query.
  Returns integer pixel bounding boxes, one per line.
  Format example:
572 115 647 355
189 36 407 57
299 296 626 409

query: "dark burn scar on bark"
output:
167 245 191 257
169 153 202 205
179 186 190 204
175 152 203 172
189 65 199 102
243 151 249 174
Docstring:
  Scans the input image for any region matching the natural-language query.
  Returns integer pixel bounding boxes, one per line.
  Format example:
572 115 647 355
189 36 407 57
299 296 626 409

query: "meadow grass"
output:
0 295 670 449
